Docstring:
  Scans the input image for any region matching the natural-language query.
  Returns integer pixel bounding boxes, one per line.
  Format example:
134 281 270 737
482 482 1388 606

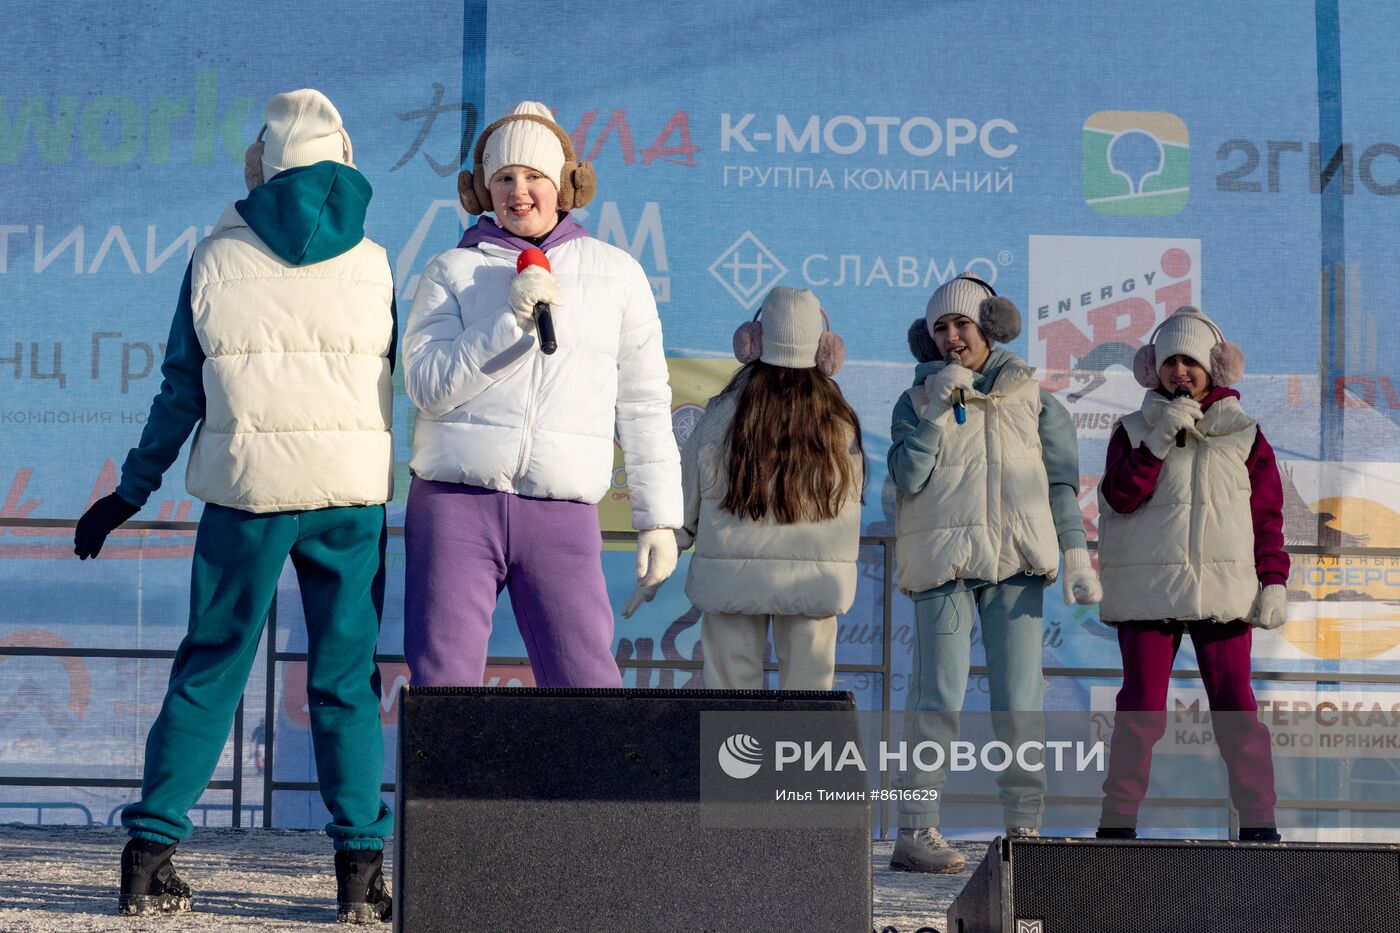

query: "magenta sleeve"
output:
1246 428 1290 586
1099 423 1164 515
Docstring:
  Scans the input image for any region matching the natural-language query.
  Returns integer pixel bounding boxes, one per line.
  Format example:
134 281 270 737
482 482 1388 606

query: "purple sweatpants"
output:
404 478 621 688
1100 619 1277 828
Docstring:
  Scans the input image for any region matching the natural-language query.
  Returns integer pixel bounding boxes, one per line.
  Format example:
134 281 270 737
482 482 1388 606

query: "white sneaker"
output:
890 827 967 873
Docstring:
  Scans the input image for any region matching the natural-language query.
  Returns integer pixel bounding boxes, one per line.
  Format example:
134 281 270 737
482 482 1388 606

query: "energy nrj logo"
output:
1082 111 1189 215
718 733 763 779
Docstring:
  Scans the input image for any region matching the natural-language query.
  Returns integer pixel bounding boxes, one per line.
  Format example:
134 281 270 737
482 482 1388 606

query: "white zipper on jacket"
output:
472 241 548 486
514 347 544 481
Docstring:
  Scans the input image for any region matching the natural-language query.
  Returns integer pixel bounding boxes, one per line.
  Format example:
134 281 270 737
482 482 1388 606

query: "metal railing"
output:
4 517 1400 836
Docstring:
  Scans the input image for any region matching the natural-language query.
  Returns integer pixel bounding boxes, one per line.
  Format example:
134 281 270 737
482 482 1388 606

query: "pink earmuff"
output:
731 307 845 376
732 318 763 364
814 311 845 376
1134 309 1245 389
1132 343 1161 389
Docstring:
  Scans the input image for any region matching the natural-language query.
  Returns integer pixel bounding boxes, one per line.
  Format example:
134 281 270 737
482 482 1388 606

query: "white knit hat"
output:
1133 306 1246 388
759 288 825 368
259 89 352 181
481 101 566 190
925 276 990 326
1153 308 1220 373
732 287 846 375
919 275 1021 350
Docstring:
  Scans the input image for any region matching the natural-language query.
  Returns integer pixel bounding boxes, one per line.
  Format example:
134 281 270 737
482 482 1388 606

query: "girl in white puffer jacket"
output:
639 287 863 690
401 101 682 688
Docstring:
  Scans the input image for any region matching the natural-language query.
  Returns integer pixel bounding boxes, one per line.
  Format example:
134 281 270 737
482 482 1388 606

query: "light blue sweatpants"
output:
896 573 1047 829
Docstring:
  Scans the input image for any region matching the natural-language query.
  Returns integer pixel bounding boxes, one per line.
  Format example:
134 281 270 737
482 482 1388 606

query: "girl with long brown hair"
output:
627 287 863 690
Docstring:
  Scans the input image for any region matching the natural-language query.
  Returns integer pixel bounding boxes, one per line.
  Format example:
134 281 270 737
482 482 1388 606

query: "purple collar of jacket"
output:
456 213 591 254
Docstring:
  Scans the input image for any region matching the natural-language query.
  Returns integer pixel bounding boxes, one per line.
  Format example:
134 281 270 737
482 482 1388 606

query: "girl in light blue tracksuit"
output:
887 275 1100 874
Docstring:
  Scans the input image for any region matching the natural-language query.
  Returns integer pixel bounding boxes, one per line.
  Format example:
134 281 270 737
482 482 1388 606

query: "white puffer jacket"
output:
677 385 863 617
185 206 395 512
403 236 682 529
1097 392 1259 624
894 360 1060 594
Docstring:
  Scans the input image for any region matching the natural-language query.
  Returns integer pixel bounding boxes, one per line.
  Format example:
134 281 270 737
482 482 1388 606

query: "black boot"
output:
118 838 193 915
1239 826 1282 842
336 849 392 924
1095 826 1137 840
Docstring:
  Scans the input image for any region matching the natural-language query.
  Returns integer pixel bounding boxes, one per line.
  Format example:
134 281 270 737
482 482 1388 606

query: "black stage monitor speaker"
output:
948 835 1400 933
395 686 870 932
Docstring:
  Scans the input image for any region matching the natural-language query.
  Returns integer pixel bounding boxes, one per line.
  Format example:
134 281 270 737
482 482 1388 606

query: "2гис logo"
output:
1083 111 1189 216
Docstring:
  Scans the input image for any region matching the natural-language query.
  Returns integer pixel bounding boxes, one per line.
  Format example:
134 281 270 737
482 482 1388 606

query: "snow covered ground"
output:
0 825 979 932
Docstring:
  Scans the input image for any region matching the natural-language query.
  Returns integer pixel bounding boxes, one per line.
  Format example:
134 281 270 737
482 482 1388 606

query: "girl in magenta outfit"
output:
1095 306 1288 841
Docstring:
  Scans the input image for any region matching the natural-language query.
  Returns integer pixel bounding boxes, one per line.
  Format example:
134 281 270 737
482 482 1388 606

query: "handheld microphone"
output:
1173 386 1191 447
948 348 967 425
515 248 557 355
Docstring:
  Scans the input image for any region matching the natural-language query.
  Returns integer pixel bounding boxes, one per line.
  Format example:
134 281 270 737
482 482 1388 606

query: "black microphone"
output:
516 248 558 355
1173 386 1191 447
534 301 558 355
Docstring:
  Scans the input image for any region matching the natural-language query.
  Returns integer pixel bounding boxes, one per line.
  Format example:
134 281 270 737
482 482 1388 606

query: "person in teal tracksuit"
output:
73 89 396 924
887 275 1101 873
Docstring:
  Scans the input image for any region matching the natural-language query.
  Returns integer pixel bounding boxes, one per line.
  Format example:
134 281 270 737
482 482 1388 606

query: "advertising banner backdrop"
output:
5 0 1400 832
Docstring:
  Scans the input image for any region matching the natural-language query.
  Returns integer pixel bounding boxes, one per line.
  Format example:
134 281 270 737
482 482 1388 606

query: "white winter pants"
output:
700 611 837 690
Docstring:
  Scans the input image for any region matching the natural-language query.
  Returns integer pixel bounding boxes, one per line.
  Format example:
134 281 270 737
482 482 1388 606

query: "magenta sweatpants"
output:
404 477 621 688
1100 619 1277 828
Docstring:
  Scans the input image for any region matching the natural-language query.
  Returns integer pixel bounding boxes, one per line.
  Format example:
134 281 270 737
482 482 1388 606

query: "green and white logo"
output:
1083 111 1189 215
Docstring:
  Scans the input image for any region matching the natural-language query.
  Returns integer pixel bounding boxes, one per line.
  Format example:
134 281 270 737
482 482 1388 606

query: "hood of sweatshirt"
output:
234 160 372 266
456 212 591 254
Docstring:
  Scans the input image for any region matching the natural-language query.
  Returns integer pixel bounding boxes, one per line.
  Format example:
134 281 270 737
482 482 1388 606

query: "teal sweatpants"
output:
896 573 1048 829
122 503 393 850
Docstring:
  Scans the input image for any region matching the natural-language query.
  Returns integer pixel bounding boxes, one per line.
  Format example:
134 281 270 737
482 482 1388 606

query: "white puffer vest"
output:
894 360 1059 594
184 205 395 512
678 389 862 618
1098 392 1259 624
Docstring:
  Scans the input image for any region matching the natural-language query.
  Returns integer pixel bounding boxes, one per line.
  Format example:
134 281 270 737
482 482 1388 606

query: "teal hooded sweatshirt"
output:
116 162 396 508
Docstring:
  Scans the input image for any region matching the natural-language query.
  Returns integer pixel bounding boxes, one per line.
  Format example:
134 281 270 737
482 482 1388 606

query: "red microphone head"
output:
516 248 550 274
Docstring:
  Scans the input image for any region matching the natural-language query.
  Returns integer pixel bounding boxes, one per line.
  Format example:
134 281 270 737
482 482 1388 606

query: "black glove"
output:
74 492 140 559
